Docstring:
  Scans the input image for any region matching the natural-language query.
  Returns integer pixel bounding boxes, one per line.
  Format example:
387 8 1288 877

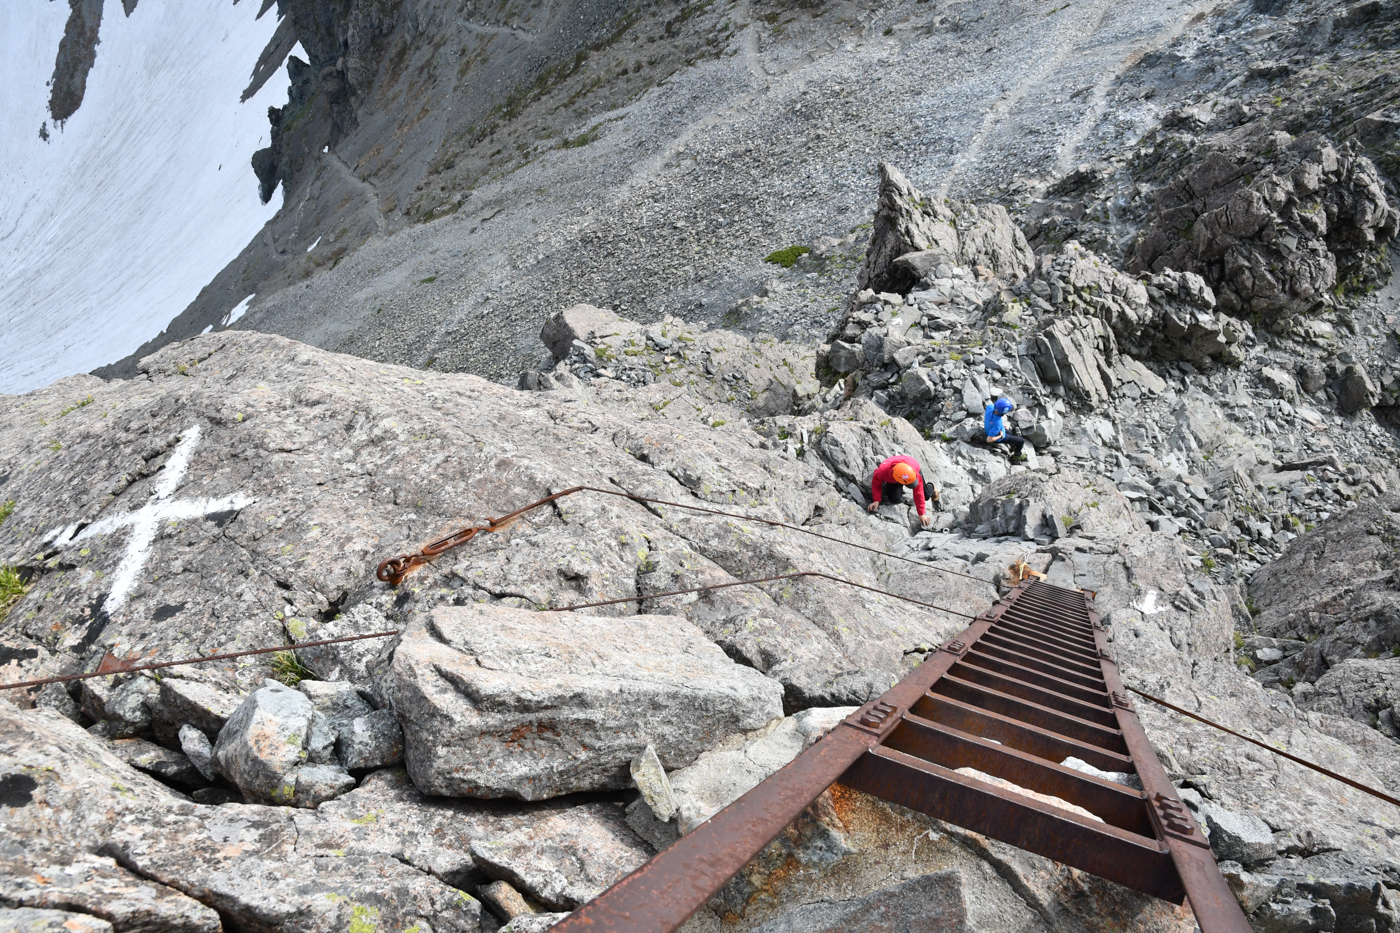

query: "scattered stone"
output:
389 604 783 799
478 880 535 922
499 917 568 933
1260 367 1299 401
33 684 82 724
827 341 863 375
630 744 678 822
1337 362 1380 414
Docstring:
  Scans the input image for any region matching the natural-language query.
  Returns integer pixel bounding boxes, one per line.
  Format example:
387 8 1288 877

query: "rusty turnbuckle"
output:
552 580 1254 933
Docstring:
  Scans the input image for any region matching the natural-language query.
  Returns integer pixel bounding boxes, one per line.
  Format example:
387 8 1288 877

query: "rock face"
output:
388 604 784 799
1247 496 1400 712
0 853 222 933
0 909 111 933
1128 131 1398 325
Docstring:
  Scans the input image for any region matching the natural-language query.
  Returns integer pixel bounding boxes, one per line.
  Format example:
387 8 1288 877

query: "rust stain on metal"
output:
552 580 1254 933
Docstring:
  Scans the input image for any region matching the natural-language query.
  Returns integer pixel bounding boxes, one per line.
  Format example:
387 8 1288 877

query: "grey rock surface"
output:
1198 801 1278 868
107 737 206 789
747 870 966 933
150 673 242 746
390 603 783 799
469 803 650 911
669 706 855 835
337 708 404 771
103 676 158 739
0 853 222 933
630 744 677 823
292 766 572 890
1248 496 1400 706
0 909 112 933
1128 132 1398 325
498 918 567 933
477 880 534 923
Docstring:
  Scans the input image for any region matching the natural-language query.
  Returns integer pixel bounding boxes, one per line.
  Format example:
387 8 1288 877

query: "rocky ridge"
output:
2 311 1399 931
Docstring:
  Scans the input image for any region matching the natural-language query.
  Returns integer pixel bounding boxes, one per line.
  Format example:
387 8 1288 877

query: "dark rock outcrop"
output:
1128 131 1398 326
48 0 105 124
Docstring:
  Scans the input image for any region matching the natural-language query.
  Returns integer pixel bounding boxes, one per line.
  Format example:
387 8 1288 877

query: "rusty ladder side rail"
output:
551 580 1251 933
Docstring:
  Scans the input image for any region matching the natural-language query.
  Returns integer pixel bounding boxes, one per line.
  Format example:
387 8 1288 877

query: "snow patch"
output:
226 293 255 326
307 236 321 253
0 1 291 393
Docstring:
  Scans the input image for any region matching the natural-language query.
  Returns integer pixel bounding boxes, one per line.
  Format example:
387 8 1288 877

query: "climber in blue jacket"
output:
984 398 1027 462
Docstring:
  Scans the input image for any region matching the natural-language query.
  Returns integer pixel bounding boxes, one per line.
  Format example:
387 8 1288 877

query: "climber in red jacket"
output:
868 455 938 528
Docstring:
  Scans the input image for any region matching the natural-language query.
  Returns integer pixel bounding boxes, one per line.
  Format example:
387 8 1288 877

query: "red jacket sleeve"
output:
871 460 889 503
913 473 926 516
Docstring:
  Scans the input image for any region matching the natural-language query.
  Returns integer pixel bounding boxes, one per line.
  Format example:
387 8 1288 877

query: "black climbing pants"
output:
881 482 907 505
989 434 1026 457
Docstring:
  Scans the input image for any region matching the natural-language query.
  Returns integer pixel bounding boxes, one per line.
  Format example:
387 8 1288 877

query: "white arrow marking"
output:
63 425 254 618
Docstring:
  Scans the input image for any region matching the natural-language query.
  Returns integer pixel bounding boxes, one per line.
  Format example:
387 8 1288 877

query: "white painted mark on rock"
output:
64 425 253 618
1133 589 1163 615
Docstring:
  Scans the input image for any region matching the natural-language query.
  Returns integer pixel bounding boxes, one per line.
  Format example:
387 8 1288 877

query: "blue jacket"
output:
984 404 1006 439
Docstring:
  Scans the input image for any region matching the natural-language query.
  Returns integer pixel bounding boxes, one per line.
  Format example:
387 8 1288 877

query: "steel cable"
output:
1127 685 1400 810
377 484 986 586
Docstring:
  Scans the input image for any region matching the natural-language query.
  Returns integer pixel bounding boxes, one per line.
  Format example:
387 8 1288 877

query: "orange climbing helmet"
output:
892 462 918 486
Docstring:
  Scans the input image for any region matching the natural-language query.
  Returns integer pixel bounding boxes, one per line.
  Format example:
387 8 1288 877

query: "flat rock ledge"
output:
387 604 785 799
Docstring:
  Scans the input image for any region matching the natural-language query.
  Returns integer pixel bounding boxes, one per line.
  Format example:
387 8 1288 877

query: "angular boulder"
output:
540 304 634 361
149 675 241 745
212 681 355 807
1198 801 1277 867
107 737 206 788
388 604 784 799
1337 362 1380 414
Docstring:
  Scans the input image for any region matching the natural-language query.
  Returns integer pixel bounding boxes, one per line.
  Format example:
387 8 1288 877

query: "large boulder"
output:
149 673 242 746
212 681 356 807
540 304 636 361
387 604 785 799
